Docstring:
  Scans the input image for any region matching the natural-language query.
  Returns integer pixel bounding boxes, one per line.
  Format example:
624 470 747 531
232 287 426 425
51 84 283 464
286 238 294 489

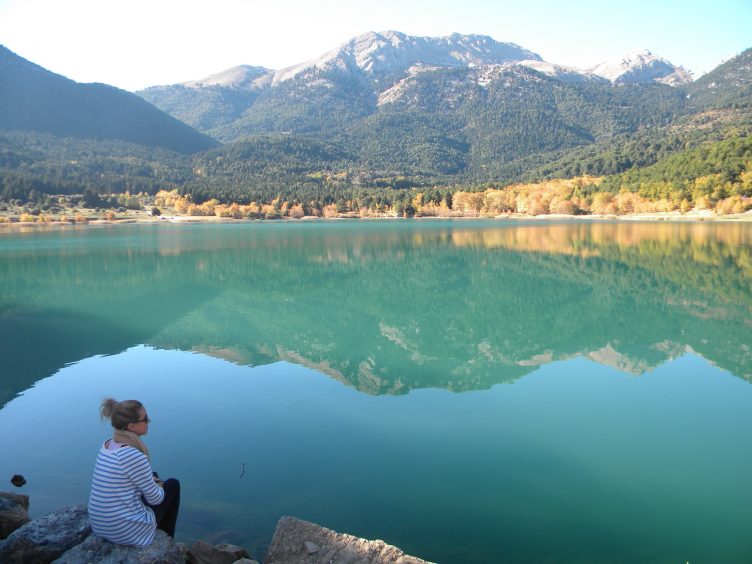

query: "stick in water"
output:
239 462 246 478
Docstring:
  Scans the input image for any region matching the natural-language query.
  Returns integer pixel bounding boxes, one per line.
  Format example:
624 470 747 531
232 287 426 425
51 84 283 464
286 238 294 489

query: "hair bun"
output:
100 397 119 419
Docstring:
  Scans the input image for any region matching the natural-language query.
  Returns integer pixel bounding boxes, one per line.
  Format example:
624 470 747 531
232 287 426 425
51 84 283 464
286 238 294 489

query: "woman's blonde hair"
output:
100 397 144 430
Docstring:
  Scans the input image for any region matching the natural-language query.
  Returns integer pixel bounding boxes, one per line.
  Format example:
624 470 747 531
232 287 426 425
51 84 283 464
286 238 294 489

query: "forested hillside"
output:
598 134 752 202
685 48 752 111
0 46 217 154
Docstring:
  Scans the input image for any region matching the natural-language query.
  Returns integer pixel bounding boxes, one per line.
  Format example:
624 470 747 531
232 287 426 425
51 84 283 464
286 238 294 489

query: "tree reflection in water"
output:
1 220 750 404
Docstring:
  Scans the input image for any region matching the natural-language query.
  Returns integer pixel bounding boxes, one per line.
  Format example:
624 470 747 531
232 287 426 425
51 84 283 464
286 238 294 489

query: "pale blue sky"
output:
0 0 749 91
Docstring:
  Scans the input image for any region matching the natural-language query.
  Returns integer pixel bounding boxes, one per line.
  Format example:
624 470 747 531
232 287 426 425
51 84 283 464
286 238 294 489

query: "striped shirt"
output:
88 441 165 547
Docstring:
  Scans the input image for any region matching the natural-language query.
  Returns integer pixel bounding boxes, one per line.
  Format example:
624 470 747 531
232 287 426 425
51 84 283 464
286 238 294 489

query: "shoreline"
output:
1 209 751 229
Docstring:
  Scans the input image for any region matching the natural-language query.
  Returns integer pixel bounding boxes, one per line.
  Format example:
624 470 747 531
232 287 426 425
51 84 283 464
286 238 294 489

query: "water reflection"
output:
1 221 750 405
2 346 751 563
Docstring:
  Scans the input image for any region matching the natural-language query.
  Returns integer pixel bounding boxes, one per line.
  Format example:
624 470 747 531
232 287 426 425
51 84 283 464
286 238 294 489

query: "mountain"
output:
685 47 752 110
0 45 218 154
138 31 544 136
587 49 692 86
131 34 704 185
138 31 693 145
268 30 541 83
140 65 272 131
135 32 694 183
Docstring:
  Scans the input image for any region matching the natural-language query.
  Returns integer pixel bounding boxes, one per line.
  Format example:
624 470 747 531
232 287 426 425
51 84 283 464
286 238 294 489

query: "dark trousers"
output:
148 478 180 538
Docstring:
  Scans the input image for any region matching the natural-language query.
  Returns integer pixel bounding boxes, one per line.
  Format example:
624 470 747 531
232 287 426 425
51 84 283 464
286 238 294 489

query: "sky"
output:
0 0 750 92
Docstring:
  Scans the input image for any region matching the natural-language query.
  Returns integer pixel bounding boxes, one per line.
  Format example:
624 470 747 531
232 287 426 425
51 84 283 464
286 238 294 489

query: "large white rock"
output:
265 516 431 564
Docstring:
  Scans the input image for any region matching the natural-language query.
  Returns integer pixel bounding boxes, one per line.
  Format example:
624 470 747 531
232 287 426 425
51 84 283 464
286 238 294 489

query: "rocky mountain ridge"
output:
268 31 541 85
156 32 689 93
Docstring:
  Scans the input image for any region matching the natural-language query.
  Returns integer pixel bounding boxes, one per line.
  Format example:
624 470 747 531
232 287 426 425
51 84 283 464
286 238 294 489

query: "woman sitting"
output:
88 398 180 546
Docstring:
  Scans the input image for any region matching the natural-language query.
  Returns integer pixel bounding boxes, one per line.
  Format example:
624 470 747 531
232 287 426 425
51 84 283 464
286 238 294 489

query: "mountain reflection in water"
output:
1 220 750 405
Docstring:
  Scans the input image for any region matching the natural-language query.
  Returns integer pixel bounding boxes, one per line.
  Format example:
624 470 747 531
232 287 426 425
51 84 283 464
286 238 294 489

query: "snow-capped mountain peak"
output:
271 30 541 86
588 49 692 86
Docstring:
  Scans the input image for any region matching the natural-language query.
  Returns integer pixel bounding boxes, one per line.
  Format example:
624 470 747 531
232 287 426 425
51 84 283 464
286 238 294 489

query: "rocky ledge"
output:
0 492 429 563
266 516 428 564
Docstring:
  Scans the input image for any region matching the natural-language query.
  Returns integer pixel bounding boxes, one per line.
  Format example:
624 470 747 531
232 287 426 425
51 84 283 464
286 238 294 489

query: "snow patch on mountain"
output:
588 49 692 86
182 65 272 89
378 64 477 107
377 66 445 106
474 64 512 87
378 59 605 105
514 60 608 83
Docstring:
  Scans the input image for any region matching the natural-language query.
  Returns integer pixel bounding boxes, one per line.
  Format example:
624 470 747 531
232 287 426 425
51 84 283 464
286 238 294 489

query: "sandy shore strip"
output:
1 209 751 230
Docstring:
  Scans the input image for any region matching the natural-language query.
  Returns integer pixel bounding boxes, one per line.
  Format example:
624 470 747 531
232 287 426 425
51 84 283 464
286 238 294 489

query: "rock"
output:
304 540 320 554
0 492 30 539
232 559 260 564
10 475 27 488
0 492 29 510
265 516 431 564
187 539 251 564
0 504 90 563
55 529 185 563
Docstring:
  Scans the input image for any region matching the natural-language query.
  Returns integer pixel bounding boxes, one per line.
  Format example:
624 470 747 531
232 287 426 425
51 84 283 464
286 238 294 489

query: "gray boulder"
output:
55 529 185 563
0 504 90 563
0 491 30 539
265 516 430 564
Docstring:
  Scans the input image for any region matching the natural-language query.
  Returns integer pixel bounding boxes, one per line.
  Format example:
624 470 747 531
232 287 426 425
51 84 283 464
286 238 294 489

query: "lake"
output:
1 219 751 563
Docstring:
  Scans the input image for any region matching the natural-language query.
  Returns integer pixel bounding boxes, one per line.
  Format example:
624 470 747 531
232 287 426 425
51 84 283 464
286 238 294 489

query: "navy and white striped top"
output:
88 442 165 547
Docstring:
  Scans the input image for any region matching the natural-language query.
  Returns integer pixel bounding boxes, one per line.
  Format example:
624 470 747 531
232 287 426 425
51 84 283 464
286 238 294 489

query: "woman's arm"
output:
119 448 165 506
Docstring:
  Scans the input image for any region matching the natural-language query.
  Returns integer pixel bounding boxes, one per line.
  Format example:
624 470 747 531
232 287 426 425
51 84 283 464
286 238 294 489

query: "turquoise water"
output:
0 220 751 562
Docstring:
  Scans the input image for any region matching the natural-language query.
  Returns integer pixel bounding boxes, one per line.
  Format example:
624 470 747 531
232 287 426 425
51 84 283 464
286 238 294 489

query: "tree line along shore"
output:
1 174 751 225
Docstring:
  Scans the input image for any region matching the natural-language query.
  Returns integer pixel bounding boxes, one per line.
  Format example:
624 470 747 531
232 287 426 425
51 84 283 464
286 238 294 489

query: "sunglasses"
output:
135 415 150 424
